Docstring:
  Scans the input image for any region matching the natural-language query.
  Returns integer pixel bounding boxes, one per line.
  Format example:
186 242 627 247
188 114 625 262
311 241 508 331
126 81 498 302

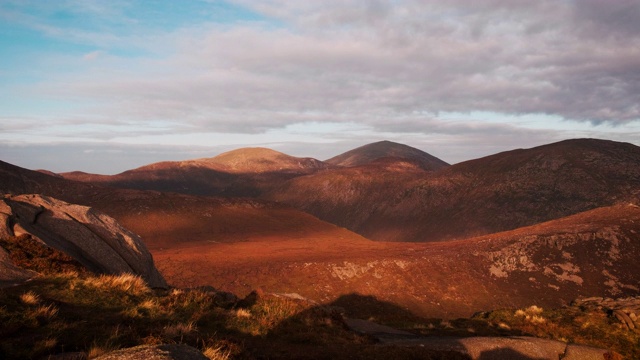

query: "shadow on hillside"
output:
238 293 551 360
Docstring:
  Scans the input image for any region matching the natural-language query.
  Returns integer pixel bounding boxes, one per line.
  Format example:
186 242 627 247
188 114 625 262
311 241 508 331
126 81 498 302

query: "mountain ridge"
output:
266 138 640 242
2 142 640 318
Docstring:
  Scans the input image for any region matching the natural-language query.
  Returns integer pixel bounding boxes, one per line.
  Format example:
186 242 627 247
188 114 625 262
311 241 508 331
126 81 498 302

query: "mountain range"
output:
58 139 640 243
2 138 640 318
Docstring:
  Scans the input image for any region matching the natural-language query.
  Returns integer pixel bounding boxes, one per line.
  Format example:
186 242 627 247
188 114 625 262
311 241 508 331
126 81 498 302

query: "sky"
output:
1 0 639 174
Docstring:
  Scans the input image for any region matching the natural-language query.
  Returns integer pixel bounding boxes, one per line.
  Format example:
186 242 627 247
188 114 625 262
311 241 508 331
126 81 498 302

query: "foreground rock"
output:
345 318 618 360
575 296 640 332
0 194 167 288
94 344 208 360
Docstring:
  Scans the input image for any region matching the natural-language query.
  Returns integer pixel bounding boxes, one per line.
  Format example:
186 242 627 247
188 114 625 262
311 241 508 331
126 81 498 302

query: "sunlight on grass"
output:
85 273 150 295
203 344 231 360
1 270 637 359
235 308 251 318
29 303 58 322
87 342 120 359
19 291 40 305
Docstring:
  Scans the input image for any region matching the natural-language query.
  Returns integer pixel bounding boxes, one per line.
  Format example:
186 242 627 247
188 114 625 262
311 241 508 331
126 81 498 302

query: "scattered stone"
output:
574 295 640 331
613 310 635 330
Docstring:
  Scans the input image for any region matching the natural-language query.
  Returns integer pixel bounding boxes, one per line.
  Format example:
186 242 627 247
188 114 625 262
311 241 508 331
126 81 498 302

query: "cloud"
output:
25 0 635 131
1 0 639 173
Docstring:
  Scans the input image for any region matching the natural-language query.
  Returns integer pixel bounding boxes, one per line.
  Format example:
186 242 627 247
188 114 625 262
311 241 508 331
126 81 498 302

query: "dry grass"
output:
232 296 304 336
29 304 59 322
1 270 636 359
202 344 231 360
163 321 198 338
515 305 547 324
85 273 150 295
20 291 40 305
87 342 120 359
235 308 251 318
34 338 58 354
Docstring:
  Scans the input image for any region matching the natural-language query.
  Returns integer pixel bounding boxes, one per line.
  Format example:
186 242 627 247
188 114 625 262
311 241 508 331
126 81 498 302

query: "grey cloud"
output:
228 0 640 125
573 0 640 39
11 0 640 142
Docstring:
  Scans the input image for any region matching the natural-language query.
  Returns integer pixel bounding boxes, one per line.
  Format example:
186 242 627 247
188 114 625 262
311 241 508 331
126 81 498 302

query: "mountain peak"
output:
326 140 449 171
208 147 330 173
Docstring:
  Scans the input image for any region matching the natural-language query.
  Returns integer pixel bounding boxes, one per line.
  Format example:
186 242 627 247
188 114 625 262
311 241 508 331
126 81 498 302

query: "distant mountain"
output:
267 139 640 242
0 160 366 252
61 148 333 197
262 157 432 232
210 147 330 173
326 140 449 171
3 144 640 319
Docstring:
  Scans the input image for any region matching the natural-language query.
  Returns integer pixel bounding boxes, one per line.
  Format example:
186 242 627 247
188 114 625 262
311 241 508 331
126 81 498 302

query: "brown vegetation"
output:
267 139 640 242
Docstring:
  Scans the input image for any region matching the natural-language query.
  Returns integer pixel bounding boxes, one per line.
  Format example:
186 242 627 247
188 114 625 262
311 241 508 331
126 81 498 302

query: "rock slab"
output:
345 317 618 360
0 194 167 288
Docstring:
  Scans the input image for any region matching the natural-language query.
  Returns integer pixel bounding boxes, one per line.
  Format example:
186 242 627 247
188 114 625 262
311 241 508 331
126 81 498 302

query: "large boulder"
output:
0 194 167 288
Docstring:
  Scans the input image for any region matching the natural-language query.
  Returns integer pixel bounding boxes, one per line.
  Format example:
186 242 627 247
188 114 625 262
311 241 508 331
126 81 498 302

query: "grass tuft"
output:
30 304 58 322
163 321 198 338
0 269 635 359
87 342 120 359
85 273 150 295
20 291 40 305
203 344 231 360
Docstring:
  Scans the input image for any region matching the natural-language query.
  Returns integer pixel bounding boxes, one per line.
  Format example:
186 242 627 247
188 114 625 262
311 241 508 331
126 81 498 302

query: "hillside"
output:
325 140 449 171
262 158 431 231
211 147 330 173
61 148 332 197
0 160 367 252
2 151 640 357
154 202 640 319
268 138 640 242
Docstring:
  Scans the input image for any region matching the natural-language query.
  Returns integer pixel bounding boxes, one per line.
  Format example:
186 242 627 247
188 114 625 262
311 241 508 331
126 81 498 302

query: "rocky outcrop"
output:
345 318 618 360
94 344 208 360
0 194 166 288
574 296 640 332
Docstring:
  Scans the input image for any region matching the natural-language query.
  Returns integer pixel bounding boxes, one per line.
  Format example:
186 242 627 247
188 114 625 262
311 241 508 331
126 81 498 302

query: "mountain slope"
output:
0 160 369 251
210 147 330 173
2 154 640 319
267 139 640 242
262 158 431 231
155 203 640 318
326 140 449 171
61 148 332 197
